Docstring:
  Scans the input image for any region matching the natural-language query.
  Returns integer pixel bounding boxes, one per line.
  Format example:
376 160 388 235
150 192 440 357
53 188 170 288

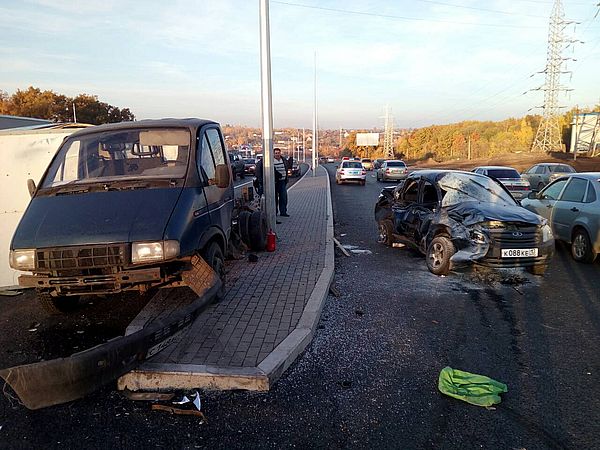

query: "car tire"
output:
571 228 596 263
203 241 226 300
238 210 252 247
361 180 366 186
377 220 394 246
526 265 547 276
426 236 455 276
248 210 268 251
37 290 80 314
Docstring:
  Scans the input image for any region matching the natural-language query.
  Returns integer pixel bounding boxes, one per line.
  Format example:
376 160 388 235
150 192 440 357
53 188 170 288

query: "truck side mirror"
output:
27 179 37 197
215 164 231 188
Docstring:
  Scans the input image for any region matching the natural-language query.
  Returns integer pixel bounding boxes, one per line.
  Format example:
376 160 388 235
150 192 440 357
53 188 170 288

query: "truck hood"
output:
12 188 182 249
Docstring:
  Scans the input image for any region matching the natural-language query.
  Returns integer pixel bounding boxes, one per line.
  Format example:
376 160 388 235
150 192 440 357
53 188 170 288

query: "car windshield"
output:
552 165 575 173
41 128 191 188
438 172 516 207
487 169 520 179
343 162 363 169
387 161 406 167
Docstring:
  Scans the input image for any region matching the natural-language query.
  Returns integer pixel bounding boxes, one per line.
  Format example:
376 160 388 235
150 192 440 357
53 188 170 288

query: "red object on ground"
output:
266 230 276 252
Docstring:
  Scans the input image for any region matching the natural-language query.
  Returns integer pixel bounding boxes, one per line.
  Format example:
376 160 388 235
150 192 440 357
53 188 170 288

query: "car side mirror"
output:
526 191 538 200
27 179 37 197
215 164 231 188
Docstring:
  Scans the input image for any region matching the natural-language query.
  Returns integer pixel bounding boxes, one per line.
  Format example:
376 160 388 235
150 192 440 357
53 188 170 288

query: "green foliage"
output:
2 86 135 125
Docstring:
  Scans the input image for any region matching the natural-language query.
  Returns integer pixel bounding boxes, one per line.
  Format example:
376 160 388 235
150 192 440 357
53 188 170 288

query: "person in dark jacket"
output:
254 148 291 216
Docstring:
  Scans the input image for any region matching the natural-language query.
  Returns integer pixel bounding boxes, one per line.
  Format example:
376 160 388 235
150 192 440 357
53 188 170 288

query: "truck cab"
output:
9 119 233 313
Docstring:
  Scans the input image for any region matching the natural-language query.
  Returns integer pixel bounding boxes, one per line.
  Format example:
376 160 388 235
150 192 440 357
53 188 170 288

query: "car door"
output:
413 180 439 241
393 177 420 241
523 165 539 187
552 177 587 241
198 127 234 236
535 179 568 222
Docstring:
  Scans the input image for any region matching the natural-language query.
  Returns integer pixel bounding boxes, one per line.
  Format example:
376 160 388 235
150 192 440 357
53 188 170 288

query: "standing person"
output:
254 148 290 216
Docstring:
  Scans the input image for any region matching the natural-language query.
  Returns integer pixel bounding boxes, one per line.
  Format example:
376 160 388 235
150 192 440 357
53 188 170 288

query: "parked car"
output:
521 163 575 191
376 160 408 182
287 158 300 177
361 158 373 171
244 158 257 175
228 151 245 180
336 160 367 185
374 170 554 276
327 157 335 163
472 166 531 200
9 119 238 313
521 173 600 263
373 158 386 170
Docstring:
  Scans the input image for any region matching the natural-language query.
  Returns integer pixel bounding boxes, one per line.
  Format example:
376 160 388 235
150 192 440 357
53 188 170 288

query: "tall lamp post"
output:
259 0 276 231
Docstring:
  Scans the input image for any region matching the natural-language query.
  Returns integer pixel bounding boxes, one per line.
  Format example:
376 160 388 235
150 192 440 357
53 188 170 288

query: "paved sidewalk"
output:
119 166 333 391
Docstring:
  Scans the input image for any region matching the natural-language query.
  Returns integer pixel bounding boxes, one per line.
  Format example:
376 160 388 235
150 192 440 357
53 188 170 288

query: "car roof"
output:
474 165 518 170
534 162 573 167
66 118 218 139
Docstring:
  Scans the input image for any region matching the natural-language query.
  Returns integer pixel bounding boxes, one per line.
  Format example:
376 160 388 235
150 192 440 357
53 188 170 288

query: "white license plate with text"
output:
501 248 538 258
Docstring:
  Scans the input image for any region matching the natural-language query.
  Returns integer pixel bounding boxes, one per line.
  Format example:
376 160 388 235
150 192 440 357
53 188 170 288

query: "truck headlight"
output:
541 224 553 243
9 249 36 271
131 240 179 264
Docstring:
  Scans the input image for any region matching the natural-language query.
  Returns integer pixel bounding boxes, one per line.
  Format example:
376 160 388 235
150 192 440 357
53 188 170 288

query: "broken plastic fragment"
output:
392 242 405 248
173 395 190 405
191 391 201 411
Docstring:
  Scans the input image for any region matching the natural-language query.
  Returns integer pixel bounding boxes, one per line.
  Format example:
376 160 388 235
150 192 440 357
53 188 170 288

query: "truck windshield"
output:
41 128 191 188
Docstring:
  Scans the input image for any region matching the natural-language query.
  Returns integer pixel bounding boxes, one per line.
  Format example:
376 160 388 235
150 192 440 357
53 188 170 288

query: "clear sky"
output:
1 0 599 129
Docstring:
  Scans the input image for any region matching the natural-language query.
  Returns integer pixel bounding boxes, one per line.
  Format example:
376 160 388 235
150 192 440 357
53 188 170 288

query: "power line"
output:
271 1 551 29
415 0 548 18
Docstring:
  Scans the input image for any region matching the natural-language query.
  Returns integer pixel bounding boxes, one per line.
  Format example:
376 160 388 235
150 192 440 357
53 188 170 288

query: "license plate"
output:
501 248 538 258
350 171 359 175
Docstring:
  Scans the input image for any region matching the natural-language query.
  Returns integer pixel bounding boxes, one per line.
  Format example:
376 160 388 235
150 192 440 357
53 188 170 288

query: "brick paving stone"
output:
147 168 328 368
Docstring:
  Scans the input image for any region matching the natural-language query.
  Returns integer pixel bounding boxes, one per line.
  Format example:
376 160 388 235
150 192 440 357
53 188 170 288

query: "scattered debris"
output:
349 249 372 255
438 366 507 407
432 320 439 325
338 380 352 389
333 238 351 257
248 254 259 263
392 242 405 248
151 404 207 421
340 233 347 237
512 286 523 295
123 390 175 402
355 309 364 316
27 323 40 332
328 285 341 298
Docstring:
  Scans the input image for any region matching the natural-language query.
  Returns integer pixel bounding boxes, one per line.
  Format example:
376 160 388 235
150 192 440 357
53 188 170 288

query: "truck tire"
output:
238 210 252 246
426 236 455 276
203 242 226 301
37 290 80 314
248 210 267 251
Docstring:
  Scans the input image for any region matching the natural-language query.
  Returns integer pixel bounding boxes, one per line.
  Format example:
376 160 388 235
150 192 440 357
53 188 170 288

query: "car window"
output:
552 165 575 173
585 183 597 203
535 166 547 174
402 180 419 202
342 162 362 168
487 169 520 179
207 129 226 166
560 177 587 202
387 161 406 167
422 181 438 204
198 133 216 184
525 166 536 174
541 179 567 200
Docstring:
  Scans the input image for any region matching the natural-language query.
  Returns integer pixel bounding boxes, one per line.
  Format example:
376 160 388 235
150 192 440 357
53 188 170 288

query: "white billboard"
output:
356 133 379 146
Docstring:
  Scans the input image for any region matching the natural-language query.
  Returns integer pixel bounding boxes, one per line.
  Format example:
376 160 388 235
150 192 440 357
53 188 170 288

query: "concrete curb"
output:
118 165 334 392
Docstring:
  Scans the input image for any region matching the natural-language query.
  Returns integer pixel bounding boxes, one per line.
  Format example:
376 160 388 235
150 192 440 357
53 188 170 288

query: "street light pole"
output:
312 51 317 177
259 0 276 231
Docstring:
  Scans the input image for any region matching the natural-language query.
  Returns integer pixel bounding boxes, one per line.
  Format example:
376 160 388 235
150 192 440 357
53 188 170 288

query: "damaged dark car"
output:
374 170 555 276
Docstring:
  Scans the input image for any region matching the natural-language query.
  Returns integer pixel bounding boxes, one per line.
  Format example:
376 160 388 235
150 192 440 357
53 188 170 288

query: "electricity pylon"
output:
531 0 577 152
383 106 394 159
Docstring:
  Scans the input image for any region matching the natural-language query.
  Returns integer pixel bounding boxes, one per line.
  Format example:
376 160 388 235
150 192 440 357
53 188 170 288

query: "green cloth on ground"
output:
438 366 508 407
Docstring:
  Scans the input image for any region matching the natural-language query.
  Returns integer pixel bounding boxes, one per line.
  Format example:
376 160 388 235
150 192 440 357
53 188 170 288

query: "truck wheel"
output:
238 210 252 247
203 242 226 300
526 265 547 276
426 236 455 276
571 228 596 263
37 290 80 314
248 210 267 251
377 220 394 246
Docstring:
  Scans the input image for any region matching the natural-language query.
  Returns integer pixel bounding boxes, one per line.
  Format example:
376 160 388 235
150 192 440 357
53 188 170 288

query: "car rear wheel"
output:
37 290 80 314
377 221 394 246
426 236 455 276
203 242 226 300
571 228 596 263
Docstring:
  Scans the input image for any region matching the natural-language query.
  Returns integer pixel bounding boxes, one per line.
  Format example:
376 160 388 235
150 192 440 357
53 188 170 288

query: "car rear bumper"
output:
382 173 407 180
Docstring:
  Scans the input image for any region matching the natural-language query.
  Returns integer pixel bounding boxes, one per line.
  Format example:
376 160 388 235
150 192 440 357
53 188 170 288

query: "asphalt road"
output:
0 163 598 449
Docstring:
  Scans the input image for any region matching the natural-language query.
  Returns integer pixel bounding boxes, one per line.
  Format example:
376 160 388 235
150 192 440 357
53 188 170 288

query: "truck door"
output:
197 127 234 238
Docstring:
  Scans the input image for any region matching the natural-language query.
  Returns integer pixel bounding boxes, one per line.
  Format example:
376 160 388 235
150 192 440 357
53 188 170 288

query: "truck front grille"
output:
36 244 127 270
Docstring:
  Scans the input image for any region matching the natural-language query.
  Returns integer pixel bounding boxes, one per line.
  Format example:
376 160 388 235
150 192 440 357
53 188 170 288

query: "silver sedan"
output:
521 172 600 263
376 160 408 182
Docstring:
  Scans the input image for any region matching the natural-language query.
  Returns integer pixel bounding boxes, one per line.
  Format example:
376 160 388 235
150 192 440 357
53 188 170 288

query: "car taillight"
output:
362 170 366 175
386 168 391 173
339 170 345 174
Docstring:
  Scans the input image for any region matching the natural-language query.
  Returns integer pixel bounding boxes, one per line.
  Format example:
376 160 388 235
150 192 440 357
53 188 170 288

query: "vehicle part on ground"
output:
0 256 221 410
426 236 455 275
571 228 596 263
248 210 267 251
37 290 81 314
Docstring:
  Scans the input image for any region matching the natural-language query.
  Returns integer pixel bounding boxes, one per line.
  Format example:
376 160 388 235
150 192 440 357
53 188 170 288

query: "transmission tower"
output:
531 0 576 152
383 106 394 159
